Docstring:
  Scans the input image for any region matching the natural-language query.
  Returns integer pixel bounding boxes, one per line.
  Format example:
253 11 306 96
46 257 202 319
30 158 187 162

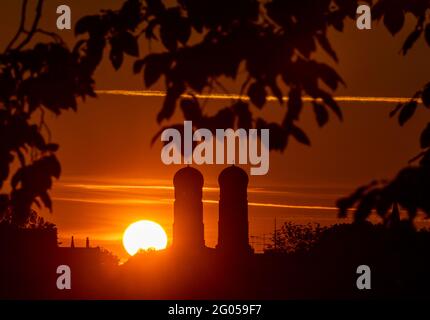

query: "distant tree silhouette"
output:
1 0 430 225
267 222 326 253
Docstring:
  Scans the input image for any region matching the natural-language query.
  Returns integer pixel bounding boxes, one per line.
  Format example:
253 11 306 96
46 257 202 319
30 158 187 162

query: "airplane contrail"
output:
203 199 339 211
96 89 420 104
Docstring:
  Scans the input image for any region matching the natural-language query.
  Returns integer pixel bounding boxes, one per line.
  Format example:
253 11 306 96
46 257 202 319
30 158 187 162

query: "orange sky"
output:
1 1 430 260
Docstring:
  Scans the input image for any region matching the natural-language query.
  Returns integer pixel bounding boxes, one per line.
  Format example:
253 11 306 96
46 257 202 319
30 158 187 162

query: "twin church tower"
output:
172 165 253 256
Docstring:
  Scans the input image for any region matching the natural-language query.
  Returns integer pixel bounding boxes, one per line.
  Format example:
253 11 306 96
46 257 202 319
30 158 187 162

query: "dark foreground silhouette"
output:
1 219 430 299
2 166 430 299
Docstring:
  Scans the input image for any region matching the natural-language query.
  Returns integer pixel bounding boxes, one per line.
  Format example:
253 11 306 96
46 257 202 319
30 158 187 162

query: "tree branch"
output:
15 0 44 51
24 28 64 44
5 0 28 52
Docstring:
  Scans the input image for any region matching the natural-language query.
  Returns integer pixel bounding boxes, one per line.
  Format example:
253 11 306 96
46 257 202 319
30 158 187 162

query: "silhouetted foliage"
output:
122 0 355 150
0 0 99 226
266 222 327 254
338 1 430 222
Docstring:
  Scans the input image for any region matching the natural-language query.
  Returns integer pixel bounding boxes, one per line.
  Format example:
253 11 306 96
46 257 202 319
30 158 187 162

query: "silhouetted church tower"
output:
217 165 253 255
172 166 205 250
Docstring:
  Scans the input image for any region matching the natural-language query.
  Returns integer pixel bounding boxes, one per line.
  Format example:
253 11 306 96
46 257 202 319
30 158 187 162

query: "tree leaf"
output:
316 34 338 62
398 101 418 126
402 28 422 55
109 37 124 70
75 15 100 35
146 0 165 15
256 119 288 151
160 23 177 51
11 167 24 190
43 143 59 152
420 123 430 149
248 81 267 109
133 58 145 74
42 155 62 179
422 83 430 107
287 87 302 121
290 125 311 146
317 63 344 91
268 79 283 105
425 23 430 47
110 49 123 70
321 93 343 121
143 54 170 87
177 18 191 45
390 103 403 117
383 8 405 35
233 101 252 130
180 98 202 122
39 191 52 211
313 102 329 127
157 83 184 123
121 32 139 57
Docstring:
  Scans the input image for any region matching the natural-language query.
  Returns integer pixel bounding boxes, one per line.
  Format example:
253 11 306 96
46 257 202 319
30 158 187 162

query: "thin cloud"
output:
60 182 218 192
59 182 341 198
53 197 171 205
62 183 174 191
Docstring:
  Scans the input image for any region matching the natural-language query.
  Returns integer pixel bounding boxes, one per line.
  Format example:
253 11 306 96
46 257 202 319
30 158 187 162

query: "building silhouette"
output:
216 165 253 255
171 165 253 256
0 223 117 299
172 166 205 251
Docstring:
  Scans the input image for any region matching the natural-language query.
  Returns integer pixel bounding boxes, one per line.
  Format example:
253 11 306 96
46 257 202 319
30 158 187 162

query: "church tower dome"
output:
173 166 204 189
218 165 249 188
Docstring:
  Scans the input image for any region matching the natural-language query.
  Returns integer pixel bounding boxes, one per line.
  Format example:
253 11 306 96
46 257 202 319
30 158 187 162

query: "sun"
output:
123 220 168 256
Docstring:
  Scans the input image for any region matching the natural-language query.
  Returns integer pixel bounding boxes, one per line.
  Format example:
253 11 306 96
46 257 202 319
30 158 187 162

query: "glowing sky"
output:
1 1 430 260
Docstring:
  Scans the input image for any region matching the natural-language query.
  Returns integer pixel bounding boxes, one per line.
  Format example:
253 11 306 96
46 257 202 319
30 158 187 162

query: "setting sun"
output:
123 220 168 255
